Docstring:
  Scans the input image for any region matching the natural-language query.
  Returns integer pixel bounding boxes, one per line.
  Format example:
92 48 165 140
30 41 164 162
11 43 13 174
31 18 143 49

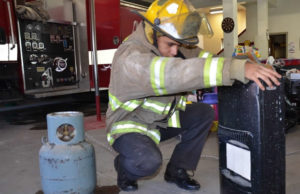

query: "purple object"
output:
202 93 218 104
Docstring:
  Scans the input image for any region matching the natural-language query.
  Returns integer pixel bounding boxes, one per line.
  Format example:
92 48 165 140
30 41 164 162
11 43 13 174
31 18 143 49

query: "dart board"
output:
222 17 235 33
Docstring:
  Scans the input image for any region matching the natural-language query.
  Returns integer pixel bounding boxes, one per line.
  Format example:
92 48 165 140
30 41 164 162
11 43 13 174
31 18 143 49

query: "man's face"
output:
157 36 181 57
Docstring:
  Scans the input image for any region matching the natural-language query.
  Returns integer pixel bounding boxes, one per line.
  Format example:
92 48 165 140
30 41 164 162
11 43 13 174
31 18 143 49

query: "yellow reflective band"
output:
123 36 129 42
147 130 161 144
109 92 142 112
204 57 224 87
142 99 171 115
108 121 161 145
111 121 148 132
209 58 219 86
199 50 213 58
107 134 115 145
164 103 172 114
150 57 169 95
204 57 212 87
143 101 165 113
122 100 142 111
168 110 181 128
109 92 122 111
176 96 187 111
216 58 224 85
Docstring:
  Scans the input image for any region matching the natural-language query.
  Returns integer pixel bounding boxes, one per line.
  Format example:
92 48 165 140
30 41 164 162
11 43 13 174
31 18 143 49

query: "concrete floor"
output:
0 113 300 194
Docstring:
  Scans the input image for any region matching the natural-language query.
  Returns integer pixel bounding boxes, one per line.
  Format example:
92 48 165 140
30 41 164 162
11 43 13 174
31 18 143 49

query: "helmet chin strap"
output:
153 18 160 48
153 29 158 48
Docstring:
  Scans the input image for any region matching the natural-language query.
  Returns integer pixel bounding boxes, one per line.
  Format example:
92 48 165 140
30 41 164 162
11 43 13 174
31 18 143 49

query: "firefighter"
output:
106 0 281 191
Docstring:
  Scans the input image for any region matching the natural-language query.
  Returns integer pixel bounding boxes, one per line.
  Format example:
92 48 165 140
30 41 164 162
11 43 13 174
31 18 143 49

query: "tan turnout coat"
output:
105 22 247 145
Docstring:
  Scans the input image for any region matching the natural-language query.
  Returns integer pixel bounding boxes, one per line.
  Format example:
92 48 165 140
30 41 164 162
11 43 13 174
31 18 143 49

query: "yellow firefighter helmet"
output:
138 0 213 45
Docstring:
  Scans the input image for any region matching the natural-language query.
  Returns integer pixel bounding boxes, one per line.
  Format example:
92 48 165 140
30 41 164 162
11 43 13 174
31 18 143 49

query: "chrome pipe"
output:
5 0 16 50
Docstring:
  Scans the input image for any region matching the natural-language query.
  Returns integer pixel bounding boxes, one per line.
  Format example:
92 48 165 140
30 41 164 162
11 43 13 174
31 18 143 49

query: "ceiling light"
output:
209 9 223 14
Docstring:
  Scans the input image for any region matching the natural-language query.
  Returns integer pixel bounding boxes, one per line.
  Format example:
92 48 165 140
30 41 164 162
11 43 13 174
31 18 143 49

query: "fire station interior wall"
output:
203 9 246 55
239 0 300 59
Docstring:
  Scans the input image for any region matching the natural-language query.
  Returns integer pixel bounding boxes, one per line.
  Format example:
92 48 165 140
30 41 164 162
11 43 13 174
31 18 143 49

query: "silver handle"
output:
5 0 16 50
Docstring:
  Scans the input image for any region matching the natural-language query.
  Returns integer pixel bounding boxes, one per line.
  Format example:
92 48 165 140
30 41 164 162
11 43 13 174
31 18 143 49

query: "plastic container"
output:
218 81 285 194
201 92 219 130
202 93 218 104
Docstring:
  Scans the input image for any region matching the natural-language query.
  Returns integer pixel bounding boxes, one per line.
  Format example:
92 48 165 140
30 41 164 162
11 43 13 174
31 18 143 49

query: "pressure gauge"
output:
26 24 33 31
35 24 41 31
56 124 75 142
53 57 68 72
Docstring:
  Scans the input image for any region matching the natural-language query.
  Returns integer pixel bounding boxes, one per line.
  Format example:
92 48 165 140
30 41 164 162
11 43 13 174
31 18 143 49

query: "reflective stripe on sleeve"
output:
176 96 187 111
150 57 169 95
168 110 181 128
216 58 224 85
204 57 224 87
107 121 161 145
142 99 171 115
109 92 142 111
122 100 142 111
199 50 213 58
109 92 122 111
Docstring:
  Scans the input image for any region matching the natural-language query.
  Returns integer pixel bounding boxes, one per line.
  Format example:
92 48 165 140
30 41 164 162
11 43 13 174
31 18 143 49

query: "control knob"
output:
53 57 68 72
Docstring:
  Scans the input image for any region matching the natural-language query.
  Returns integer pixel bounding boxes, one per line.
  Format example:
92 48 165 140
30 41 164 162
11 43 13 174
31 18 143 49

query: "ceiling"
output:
121 0 248 13
122 0 251 8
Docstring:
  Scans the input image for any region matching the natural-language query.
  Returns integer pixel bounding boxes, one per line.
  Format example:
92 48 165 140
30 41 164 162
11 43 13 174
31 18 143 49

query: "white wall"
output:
239 0 300 59
203 9 246 54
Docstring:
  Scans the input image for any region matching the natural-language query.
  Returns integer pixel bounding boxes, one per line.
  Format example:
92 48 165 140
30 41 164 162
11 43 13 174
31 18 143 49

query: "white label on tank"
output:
226 143 251 180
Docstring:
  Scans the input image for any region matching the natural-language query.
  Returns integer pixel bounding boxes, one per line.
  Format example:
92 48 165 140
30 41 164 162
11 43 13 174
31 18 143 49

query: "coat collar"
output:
131 22 161 56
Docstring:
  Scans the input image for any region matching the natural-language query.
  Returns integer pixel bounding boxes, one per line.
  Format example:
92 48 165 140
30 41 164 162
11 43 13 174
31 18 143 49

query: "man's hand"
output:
245 61 282 90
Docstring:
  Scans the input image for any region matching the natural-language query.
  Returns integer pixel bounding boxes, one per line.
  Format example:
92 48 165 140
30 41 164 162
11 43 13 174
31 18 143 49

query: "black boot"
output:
164 163 200 191
114 156 138 191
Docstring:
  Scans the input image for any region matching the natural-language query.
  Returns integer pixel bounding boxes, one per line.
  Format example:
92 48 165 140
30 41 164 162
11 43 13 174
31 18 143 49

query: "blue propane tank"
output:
39 111 96 194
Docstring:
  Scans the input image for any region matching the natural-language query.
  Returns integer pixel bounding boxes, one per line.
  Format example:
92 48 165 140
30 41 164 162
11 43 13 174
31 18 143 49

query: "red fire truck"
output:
0 0 146 111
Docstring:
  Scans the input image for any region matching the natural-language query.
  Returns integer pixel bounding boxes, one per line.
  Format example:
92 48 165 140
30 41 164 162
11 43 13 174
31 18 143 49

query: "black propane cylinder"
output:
218 80 285 194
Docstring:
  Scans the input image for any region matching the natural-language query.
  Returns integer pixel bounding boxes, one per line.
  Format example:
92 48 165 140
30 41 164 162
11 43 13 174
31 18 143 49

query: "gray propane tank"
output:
39 111 96 194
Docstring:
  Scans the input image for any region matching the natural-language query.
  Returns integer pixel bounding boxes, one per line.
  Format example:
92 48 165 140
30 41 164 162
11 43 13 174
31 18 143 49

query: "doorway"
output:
269 33 287 58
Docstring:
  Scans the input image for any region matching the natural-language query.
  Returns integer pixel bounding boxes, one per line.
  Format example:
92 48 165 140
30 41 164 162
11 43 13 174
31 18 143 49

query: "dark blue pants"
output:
112 103 215 180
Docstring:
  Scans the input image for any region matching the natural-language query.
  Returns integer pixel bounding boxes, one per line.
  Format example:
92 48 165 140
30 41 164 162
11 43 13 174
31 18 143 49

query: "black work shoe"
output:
164 163 200 191
114 156 138 191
